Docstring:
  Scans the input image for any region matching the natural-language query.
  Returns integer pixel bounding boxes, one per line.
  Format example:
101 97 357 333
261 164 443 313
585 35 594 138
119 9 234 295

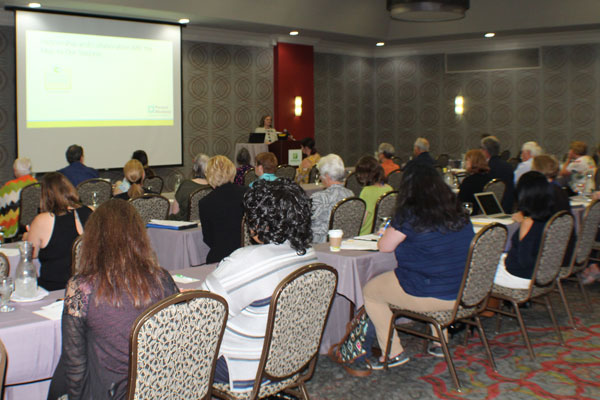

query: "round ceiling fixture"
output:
387 0 469 22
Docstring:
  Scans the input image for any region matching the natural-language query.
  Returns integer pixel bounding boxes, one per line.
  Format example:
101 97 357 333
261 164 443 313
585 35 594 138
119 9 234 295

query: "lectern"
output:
268 140 301 165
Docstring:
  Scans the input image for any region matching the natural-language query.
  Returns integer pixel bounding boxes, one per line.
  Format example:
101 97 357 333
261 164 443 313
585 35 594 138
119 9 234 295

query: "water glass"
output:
91 191 99 207
462 202 473 216
0 277 15 312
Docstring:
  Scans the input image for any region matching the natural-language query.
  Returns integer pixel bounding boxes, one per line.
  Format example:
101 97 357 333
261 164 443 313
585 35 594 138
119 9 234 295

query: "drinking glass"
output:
91 191 99 207
462 202 473 216
0 277 15 312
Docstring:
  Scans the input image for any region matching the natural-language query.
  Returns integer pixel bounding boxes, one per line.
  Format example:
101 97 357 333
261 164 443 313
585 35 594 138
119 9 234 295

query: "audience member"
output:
403 137 434 170
114 159 148 201
233 147 253 185
480 135 515 213
23 172 93 291
251 152 278 187
356 155 393 236
362 164 474 369
201 178 317 393
493 171 554 289
311 154 354 243
199 155 248 263
514 141 542 184
48 199 178 400
296 138 321 184
377 143 400 177
457 149 491 215
559 140 596 193
132 149 155 178
532 155 570 212
58 145 99 187
0 158 37 238
171 153 211 220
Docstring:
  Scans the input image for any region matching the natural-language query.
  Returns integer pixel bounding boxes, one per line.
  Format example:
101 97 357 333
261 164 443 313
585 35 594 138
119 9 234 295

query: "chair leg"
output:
556 279 576 329
432 322 461 392
576 273 593 312
297 382 310 400
543 296 564 345
512 301 535 360
383 315 396 370
474 315 496 371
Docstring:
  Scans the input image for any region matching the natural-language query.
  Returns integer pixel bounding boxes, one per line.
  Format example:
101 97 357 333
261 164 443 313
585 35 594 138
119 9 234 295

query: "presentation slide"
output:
16 10 183 172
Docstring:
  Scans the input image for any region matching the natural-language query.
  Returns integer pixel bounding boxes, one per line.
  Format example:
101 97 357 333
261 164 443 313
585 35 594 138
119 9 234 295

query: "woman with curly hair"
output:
201 178 317 393
361 164 474 370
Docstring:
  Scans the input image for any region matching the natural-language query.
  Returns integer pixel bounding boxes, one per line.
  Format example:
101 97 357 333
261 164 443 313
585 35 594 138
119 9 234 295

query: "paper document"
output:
340 239 378 251
147 220 198 230
470 217 514 226
352 234 380 241
172 274 200 284
33 300 64 320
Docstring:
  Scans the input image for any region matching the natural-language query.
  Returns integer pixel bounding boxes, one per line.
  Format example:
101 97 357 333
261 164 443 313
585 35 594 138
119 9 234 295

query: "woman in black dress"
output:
457 149 492 215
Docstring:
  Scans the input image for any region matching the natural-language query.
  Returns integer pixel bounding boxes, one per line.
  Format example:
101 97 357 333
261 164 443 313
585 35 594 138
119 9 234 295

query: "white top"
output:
201 242 317 392
564 155 595 192
513 158 532 185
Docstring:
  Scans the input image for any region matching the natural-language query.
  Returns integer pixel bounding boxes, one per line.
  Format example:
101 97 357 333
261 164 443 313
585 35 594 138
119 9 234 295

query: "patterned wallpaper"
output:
315 44 600 166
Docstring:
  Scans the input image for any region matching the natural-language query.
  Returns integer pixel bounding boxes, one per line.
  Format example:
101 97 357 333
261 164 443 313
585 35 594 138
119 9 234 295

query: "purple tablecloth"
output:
146 226 209 270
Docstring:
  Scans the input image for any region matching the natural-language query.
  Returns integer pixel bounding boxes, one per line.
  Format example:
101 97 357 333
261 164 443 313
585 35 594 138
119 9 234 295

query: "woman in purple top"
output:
48 199 178 400
234 147 253 186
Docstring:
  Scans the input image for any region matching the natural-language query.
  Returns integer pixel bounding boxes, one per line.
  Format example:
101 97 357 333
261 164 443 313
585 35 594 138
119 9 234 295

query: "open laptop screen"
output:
474 192 505 215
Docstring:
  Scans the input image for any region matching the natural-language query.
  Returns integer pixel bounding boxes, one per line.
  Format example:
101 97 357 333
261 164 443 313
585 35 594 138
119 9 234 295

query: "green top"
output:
359 184 393 236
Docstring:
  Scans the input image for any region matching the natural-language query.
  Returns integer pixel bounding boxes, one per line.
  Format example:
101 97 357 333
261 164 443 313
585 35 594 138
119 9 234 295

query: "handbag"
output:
328 306 374 377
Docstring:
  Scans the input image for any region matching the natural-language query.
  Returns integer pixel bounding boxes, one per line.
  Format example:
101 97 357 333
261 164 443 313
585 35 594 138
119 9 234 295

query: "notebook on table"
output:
474 192 512 219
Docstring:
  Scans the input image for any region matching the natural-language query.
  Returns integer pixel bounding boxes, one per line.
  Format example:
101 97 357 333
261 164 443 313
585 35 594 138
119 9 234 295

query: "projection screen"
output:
15 10 183 172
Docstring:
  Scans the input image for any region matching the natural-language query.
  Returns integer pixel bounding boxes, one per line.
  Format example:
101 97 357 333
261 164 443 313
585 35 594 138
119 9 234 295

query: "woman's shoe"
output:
370 352 410 370
427 343 444 358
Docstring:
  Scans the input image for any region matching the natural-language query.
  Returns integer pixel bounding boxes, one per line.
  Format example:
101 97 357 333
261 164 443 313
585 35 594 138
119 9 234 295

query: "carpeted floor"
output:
302 281 600 400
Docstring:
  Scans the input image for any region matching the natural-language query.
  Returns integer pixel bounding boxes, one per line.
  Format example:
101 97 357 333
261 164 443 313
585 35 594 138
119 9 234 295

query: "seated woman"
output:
48 199 178 399
171 153 211 220
356 155 393 236
114 150 156 194
23 172 93 291
234 147 253 186
114 159 149 201
199 156 248 263
494 171 554 289
201 178 317 393
296 138 321 184
457 149 491 215
0 158 37 238
363 164 474 369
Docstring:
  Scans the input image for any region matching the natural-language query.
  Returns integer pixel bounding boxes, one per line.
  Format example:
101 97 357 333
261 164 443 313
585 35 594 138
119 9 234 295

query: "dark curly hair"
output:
395 163 468 233
243 179 312 254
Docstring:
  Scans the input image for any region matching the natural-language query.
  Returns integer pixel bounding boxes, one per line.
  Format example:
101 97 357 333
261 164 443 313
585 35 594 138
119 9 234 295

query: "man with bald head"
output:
403 137 434 170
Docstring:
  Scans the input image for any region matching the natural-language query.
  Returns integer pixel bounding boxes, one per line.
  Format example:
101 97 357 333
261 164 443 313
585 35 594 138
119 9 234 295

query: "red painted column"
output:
273 43 314 141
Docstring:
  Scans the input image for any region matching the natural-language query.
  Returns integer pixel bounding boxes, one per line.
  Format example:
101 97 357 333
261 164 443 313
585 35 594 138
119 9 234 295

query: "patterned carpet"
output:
302 282 600 400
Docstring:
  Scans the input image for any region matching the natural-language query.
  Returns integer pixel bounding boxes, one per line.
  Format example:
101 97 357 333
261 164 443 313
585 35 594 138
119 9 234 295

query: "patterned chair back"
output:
483 179 506 210
344 172 364 197
129 194 170 225
565 200 600 276
71 235 83 275
77 179 112 207
532 211 574 287
127 291 228 400
188 187 213 221
18 183 41 231
308 165 319 183
0 339 6 390
275 165 296 180
436 153 449 168
142 176 164 194
244 168 257 187
371 191 398 233
240 215 253 247
328 197 366 238
386 169 402 190
0 253 9 278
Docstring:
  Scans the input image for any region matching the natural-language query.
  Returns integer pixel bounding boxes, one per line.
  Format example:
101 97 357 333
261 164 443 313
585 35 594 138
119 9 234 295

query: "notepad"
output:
340 239 378 251
147 220 198 230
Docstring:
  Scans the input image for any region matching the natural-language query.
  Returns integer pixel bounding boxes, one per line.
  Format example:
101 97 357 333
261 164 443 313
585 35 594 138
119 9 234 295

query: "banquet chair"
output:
143 176 164 194
240 215 253 247
556 200 600 327
483 179 506 209
391 156 403 167
275 164 296 180
344 172 364 197
308 165 319 183
371 191 398 233
77 178 112 207
18 182 41 234
0 338 6 390
328 197 366 239
486 211 574 359
384 223 507 391
0 253 9 278
188 187 213 221
127 290 228 400
386 169 402 190
244 168 257 187
129 194 170 225
212 264 337 400
71 235 83 275
436 153 449 168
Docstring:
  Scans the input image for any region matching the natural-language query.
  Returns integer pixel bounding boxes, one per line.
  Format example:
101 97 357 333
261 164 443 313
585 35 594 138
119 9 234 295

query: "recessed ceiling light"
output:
376 42 385 47
178 18 190 24
28 2 41 8
484 32 495 38
289 31 299 36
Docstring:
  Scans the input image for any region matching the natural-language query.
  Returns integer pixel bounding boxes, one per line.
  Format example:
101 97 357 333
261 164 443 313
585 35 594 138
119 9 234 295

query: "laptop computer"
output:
248 132 266 143
474 192 512 219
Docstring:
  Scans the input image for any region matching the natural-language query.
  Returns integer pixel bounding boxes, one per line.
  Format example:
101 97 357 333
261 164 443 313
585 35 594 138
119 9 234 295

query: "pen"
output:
378 219 391 237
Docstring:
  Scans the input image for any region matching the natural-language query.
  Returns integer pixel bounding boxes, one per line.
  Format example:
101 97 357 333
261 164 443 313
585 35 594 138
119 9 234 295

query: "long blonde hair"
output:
124 159 145 199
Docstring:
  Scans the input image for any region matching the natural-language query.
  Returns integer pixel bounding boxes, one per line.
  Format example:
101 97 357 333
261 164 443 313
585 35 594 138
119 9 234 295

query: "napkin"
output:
33 300 64 320
172 274 200 284
0 248 20 257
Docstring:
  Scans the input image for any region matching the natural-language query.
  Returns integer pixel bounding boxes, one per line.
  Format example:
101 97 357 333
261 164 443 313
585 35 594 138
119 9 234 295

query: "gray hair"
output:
192 153 210 179
480 135 500 157
414 137 430 152
317 154 346 182
378 143 395 158
522 141 542 157
13 158 32 177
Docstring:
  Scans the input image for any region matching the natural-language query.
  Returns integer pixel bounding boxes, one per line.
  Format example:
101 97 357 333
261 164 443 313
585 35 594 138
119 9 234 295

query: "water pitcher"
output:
15 241 38 298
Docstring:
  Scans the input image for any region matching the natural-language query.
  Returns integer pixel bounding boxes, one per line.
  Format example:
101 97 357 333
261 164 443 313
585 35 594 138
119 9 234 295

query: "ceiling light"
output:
387 0 469 22
376 42 385 47
289 31 299 36
484 32 495 38
178 18 190 24
28 2 41 8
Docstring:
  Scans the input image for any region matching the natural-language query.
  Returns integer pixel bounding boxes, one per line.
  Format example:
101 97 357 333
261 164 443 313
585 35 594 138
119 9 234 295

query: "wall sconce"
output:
294 96 302 116
454 95 464 115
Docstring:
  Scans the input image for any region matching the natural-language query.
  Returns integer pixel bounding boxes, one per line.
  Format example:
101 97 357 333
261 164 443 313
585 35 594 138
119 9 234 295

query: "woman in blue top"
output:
363 164 474 368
